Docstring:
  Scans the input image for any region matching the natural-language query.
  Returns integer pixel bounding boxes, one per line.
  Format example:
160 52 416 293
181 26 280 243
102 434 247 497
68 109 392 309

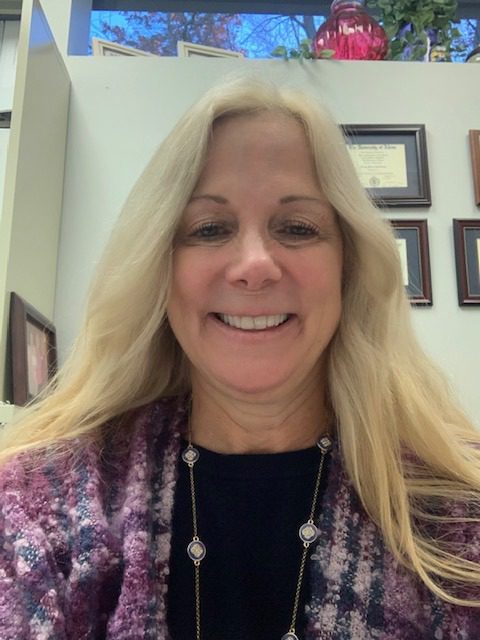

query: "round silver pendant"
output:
182 445 200 466
281 633 299 640
187 539 206 562
299 521 319 544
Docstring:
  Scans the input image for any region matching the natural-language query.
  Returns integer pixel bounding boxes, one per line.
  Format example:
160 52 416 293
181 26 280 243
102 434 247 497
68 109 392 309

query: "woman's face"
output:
167 112 343 398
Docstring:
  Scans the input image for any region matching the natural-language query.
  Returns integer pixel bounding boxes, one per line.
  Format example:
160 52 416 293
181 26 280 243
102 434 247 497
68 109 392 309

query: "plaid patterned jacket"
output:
0 398 479 639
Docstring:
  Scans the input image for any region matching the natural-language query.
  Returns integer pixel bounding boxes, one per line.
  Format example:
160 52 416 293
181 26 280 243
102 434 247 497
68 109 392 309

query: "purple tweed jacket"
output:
0 398 479 639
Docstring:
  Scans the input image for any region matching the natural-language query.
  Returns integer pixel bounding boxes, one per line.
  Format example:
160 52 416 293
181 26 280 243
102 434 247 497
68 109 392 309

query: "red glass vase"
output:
313 0 388 60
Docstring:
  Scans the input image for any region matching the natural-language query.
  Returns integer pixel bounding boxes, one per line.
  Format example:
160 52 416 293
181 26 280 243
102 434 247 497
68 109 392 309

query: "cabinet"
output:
0 0 70 408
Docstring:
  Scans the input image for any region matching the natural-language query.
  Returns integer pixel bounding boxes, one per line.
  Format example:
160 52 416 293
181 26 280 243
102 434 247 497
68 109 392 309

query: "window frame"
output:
91 1 480 20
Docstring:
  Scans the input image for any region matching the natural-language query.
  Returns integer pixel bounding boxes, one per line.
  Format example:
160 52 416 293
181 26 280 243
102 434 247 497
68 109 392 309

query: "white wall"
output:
52 58 480 425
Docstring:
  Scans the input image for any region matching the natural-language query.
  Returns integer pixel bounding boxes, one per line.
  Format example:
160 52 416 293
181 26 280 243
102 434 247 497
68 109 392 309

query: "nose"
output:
225 231 282 290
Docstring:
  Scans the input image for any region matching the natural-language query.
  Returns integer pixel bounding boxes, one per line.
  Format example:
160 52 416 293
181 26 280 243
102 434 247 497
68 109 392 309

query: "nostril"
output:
225 253 282 288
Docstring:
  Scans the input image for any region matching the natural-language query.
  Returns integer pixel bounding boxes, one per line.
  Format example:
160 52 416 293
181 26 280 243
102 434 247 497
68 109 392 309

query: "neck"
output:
188 377 329 454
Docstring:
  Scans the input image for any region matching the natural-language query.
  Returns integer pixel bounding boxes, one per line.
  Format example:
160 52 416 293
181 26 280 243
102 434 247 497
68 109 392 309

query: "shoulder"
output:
149 395 189 432
0 396 186 518
0 443 96 577
108 395 188 439
0 447 72 522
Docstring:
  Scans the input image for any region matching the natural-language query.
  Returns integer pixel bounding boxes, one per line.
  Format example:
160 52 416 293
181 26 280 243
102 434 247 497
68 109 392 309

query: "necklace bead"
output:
182 445 200 466
298 521 319 544
317 435 333 454
187 538 207 563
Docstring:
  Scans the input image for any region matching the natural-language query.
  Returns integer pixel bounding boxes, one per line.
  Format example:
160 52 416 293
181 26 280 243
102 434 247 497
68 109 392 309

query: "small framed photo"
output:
91 37 154 57
176 41 244 58
343 125 431 208
453 219 480 306
0 111 12 129
469 130 480 206
9 293 57 405
389 220 432 305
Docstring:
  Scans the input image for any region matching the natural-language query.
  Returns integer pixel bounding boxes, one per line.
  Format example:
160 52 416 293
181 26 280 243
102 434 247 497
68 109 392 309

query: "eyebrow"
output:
279 195 328 205
188 194 328 205
189 194 228 204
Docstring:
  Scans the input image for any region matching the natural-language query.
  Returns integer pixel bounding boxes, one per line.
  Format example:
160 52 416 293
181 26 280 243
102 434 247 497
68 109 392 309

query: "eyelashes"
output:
275 221 320 238
182 218 324 245
189 221 232 240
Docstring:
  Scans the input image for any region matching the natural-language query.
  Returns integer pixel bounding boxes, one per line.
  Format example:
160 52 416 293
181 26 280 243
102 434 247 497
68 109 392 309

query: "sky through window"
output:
90 11 478 61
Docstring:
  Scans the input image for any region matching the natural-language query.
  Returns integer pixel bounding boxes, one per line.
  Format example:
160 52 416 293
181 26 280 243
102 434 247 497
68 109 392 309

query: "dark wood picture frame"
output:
9 292 57 406
469 130 480 206
0 111 12 129
343 125 431 208
453 219 480 306
389 219 432 306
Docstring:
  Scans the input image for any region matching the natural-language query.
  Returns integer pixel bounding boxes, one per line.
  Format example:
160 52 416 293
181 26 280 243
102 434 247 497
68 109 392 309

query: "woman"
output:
0 78 479 640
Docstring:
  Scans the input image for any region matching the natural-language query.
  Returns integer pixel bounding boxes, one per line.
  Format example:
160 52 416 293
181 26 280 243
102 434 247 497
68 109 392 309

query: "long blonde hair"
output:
2 77 479 605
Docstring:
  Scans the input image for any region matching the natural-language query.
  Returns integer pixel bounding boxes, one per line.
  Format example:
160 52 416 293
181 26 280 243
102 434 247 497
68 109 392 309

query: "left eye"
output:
277 222 320 237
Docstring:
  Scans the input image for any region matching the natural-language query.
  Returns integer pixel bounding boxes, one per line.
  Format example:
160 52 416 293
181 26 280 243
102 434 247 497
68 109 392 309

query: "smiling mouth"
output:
214 313 291 331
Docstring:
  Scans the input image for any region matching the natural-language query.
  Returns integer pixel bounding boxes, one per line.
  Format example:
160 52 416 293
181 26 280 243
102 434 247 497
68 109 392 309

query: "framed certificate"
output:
389 220 432 305
469 130 480 206
343 125 431 208
9 293 58 406
453 219 480 306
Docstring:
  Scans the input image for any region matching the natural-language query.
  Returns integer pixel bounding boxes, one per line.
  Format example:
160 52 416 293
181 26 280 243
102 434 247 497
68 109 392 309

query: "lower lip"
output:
209 314 296 339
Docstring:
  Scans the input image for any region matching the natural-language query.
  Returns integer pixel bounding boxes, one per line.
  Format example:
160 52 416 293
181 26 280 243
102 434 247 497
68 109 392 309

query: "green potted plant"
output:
366 0 464 60
271 39 335 60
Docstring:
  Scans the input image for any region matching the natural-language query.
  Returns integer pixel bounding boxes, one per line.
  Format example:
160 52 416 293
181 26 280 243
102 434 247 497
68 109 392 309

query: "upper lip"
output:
213 312 294 316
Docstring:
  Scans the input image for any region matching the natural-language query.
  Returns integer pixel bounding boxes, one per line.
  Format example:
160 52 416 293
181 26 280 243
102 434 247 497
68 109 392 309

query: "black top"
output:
167 439 330 640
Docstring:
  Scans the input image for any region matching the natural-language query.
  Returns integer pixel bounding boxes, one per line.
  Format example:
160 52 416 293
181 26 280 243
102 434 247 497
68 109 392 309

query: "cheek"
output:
302 251 343 300
167 258 190 331
169 252 215 314
170 253 198 305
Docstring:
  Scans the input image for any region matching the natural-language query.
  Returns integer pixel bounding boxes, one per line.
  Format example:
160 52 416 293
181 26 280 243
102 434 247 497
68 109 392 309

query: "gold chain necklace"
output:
181 433 333 640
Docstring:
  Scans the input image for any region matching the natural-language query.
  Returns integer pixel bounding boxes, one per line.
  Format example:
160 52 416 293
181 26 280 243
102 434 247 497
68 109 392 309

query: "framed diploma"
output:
343 125 431 208
9 293 58 406
389 220 432 305
469 130 480 206
453 219 480 306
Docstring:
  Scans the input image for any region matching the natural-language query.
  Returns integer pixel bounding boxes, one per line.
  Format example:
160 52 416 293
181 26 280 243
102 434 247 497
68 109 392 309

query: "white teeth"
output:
218 314 289 330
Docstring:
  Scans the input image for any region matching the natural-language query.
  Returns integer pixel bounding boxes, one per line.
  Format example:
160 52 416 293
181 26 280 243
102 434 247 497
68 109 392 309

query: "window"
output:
90 10 326 57
90 4 479 61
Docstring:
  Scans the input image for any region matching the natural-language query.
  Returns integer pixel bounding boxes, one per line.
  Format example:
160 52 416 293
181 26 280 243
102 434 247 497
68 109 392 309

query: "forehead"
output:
196 111 318 189
210 111 309 150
